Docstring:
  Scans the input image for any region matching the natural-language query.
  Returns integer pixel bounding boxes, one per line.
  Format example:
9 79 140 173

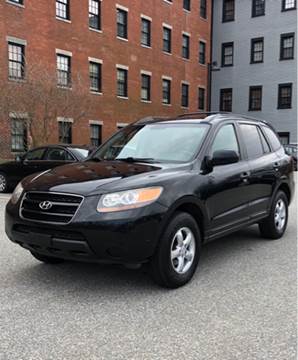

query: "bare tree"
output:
0 63 92 149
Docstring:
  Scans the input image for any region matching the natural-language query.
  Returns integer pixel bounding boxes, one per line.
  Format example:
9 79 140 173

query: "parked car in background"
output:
5 113 295 288
284 144 297 171
0 145 93 193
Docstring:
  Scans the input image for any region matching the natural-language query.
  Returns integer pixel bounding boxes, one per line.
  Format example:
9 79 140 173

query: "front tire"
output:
150 212 201 288
0 172 8 193
259 191 288 239
31 251 65 264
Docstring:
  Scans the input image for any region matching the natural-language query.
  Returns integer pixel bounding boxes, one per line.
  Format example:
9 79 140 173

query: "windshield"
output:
69 148 90 159
91 123 209 163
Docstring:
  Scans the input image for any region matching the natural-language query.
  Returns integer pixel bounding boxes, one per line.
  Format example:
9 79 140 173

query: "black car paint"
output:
0 145 91 190
5 114 295 265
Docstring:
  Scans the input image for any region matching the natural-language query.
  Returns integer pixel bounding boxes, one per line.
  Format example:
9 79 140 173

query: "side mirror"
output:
212 150 239 166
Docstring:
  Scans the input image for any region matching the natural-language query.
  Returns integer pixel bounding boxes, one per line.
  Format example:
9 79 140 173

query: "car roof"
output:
134 112 271 127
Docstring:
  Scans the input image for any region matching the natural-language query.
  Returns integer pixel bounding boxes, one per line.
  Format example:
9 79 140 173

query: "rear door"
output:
204 123 251 235
238 123 279 219
43 147 75 169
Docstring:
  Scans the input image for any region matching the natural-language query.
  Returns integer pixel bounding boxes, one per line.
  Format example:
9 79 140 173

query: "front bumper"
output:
5 195 169 264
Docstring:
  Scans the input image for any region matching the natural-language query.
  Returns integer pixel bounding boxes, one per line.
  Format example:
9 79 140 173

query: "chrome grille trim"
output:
20 191 84 225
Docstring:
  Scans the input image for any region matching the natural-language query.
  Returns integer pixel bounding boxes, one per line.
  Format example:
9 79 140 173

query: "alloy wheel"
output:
274 199 286 231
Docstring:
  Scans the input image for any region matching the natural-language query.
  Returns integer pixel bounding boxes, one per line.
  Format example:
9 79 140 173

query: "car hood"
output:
22 160 170 196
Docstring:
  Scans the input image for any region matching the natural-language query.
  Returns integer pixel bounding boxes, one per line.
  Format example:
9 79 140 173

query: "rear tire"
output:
0 172 8 193
31 251 64 264
259 191 288 240
150 212 201 288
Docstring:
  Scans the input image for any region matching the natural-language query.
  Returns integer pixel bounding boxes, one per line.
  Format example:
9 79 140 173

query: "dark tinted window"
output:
262 126 281 151
46 148 73 161
240 124 264 159
25 148 46 161
258 128 270 153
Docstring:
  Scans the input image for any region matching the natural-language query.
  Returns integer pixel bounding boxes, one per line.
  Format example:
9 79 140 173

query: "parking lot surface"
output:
0 193 297 360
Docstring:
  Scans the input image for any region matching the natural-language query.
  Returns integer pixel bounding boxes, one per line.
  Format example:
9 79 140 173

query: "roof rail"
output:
177 111 229 118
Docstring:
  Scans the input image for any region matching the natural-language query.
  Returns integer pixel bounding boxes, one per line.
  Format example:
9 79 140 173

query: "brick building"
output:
0 0 212 159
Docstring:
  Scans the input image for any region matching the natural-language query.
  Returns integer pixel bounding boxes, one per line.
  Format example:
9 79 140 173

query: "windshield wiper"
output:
116 157 158 163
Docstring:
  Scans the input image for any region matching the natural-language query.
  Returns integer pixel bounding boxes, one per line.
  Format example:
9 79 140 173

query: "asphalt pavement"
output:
0 193 297 360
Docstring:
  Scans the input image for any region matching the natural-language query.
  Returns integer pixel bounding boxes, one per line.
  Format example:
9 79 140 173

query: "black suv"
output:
5 113 295 288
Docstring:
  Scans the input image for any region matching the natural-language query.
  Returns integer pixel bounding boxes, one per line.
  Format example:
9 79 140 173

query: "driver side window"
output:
211 124 239 156
24 148 46 161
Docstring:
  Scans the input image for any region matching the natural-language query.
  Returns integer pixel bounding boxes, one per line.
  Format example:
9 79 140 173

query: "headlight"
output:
97 187 163 213
11 182 24 205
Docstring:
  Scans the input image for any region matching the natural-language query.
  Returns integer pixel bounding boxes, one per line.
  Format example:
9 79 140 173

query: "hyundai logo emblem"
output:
39 201 53 211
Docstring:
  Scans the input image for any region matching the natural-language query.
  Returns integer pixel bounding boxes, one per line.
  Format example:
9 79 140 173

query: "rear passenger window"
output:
262 126 281 151
240 124 264 159
258 128 270 153
211 124 240 155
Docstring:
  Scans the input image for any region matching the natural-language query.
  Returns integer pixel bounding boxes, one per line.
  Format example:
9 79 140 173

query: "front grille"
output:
20 192 84 224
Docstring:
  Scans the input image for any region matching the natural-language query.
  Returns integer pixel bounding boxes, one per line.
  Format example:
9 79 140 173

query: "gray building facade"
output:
211 0 297 144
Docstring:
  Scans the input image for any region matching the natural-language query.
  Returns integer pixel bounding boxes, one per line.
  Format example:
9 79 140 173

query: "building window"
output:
280 33 295 60
251 37 264 63
181 83 189 107
141 18 151 47
89 0 101 30
162 79 171 104
11 118 27 152
221 42 234 67
182 34 190 59
141 74 151 101
252 0 265 17
57 54 71 87
199 41 206 64
9 0 24 4
56 0 70 20
89 62 102 93
8 42 25 80
58 121 72 144
278 83 292 109
90 124 102 146
163 27 172 53
198 87 205 110
282 0 296 11
200 0 207 18
220 88 233 111
117 8 128 39
117 68 128 97
183 0 191 11
249 86 262 111
222 0 235 22
278 132 290 145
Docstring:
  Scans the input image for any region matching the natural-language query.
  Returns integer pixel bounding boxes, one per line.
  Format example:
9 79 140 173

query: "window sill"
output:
250 61 264 64
56 17 72 24
183 9 191 14
90 91 103 95
199 63 207 67
57 85 72 90
280 57 294 61
163 51 172 56
6 0 24 8
277 107 292 110
181 106 189 110
141 100 152 104
182 57 190 61
89 27 102 34
117 36 128 42
9 78 26 83
281 7 296 11
141 44 152 49
117 96 129 100
162 103 172 107
163 0 173 5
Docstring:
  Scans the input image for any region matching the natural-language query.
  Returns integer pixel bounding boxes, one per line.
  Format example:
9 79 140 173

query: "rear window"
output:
240 124 264 159
262 126 281 151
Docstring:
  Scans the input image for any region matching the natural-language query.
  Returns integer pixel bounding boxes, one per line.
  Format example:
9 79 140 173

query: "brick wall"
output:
0 0 212 159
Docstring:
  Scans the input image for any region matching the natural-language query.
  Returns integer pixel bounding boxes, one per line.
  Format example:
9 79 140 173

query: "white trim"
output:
116 64 129 70
141 100 152 104
89 120 103 126
162 23 172 29
56 49 73 57
116 4 129 12
90 91 103 96
181 80 190 85
162 75 172 81
6 36 27 46
88 57 103 64
117 122 128 128
57 117 74 123
89 28 103 34
141 70 152 76
163 0 173 4
182 31 191 37
198 85 206 90
141 44 152 49
199 38 207 44
117 36 128 42
9 112 28 119
6 0 24 8
56 17 72 24
141 14 152 22
117 96 129 100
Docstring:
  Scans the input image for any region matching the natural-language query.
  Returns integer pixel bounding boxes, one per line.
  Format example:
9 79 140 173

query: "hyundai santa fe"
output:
5 113 295 288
